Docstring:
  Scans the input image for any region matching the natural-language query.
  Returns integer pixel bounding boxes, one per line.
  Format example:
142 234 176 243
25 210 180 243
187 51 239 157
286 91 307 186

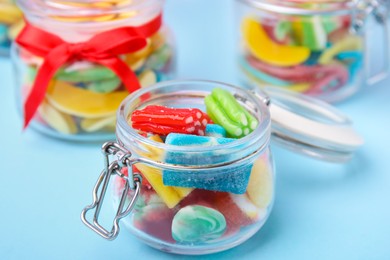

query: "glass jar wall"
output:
12 0 175 141
83 81 275 255
236 0 386 103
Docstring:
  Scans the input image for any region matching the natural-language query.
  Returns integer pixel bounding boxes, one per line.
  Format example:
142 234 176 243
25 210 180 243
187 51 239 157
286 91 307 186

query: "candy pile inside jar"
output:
240 4 363 101
19 1 174 136
113 88 273 245
0 0 23 53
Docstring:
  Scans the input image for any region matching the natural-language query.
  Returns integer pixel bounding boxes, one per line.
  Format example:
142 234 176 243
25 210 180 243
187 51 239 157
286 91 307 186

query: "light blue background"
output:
1 0 389 259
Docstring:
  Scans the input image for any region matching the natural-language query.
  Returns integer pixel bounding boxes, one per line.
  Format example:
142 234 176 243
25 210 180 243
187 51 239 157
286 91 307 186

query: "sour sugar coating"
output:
163 133 253 194
205 88 258 138
131 105 211 136
205 124 227 138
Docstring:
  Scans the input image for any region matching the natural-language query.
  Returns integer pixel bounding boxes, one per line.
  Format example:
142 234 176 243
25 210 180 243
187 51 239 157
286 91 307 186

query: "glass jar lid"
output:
263 87 363 162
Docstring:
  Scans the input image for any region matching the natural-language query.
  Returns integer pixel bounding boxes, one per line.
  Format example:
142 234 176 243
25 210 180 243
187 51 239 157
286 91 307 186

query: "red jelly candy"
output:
131 105 211 136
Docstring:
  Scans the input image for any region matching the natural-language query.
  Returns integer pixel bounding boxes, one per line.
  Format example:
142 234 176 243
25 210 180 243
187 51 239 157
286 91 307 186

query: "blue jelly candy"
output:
163 133 253 194
205 124 227 138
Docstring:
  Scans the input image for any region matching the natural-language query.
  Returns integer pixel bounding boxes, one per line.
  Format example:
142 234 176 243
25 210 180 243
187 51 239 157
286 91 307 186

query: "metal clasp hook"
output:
81 142 142 240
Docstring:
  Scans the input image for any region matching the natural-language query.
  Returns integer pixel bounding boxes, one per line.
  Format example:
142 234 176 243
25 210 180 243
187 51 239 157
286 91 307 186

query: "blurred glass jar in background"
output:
236 0 389 103
12 0 176 141
0 0 24 55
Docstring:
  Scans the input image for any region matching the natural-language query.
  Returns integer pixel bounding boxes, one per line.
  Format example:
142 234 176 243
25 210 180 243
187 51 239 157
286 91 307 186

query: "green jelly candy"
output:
172 205 226 244
56 65 116 82
274 20 292 42
205 88 258 138
85 77 121 93
301 16 327 51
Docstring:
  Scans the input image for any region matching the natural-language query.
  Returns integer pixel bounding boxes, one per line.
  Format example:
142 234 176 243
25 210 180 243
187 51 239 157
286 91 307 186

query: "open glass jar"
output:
0 0 23 56
236 0 389 102
12 0 175 141
81 80 363 255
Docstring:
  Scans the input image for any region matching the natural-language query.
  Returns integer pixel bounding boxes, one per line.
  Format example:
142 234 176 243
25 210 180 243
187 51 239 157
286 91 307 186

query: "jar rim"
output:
116 79 271 154
236 0 358 15
17 0 162 16
17 0 164 27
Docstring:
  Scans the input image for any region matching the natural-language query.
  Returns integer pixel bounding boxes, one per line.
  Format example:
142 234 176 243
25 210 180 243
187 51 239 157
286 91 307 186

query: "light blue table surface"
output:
1 0 390 259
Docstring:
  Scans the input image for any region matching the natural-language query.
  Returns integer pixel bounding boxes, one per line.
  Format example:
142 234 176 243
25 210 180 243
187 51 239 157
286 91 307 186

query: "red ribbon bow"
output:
16 14 162 128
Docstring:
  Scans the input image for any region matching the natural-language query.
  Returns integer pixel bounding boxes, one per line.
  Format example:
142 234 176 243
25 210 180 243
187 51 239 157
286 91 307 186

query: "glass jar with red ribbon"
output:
236 0 389 103
12 0 175 141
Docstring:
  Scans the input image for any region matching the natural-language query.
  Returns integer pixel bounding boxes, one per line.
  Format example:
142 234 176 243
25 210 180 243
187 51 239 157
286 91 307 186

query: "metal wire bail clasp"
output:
81 142 142 240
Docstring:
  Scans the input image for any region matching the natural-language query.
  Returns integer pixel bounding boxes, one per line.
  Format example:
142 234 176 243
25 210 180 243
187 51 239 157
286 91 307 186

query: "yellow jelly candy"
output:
51 14 118 22
135 135 193 208
318 35 363 65
0 3 23 24
125 39 152 62
39 100 78 134
136 164 192 208
243 17 310 67
80 116 116 132
8 19 24 40
246 158 273 209
139 70 157 88
46 81 128 119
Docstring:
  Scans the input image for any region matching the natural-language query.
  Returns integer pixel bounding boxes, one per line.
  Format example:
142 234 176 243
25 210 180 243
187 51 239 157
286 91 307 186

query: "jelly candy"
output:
135 135 193 208
0 0 23 50
136 164 193 209
205 124 227 138
131 105 210 136
246 158 273 209
132 194 176 243
179 190 255 235
292 16 327 51
163 133 253 194
38 101 78 134
171 205 226 243
243 17 310 67
230 194 265 220
46 81 128 118
80 116 116 133
205 88 258 138
318 35 362 65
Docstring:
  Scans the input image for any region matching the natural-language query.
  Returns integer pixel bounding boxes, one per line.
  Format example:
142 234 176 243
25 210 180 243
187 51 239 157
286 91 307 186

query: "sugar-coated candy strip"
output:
205 88 258 138
131 105 209 136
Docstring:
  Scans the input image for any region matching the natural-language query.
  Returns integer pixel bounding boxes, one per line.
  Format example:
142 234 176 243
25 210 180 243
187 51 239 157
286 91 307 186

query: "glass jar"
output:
0 0 23 55
236 0 389 102
81 80 363 255
12 0 175 141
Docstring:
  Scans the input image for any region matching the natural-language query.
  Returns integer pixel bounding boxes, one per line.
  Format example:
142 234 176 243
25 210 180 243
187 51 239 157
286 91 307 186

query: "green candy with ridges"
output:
172 205 226 244
205 88 258 138
212 88 248 127
205 95 243 138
